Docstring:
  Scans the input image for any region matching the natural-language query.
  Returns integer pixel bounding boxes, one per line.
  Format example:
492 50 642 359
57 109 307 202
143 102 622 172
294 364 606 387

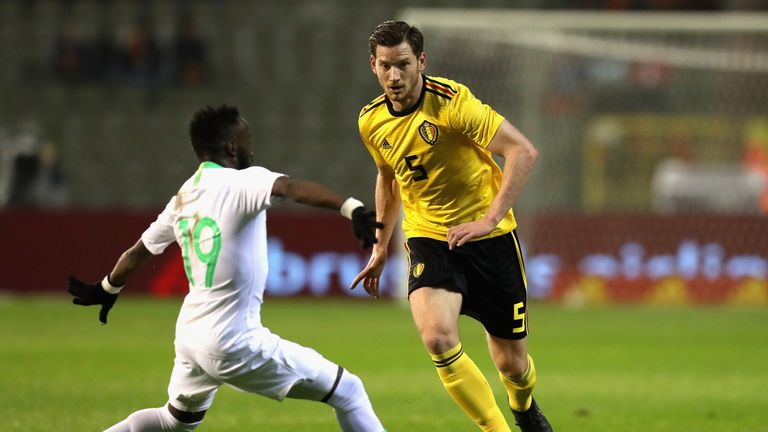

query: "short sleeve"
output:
359 129 387 167
141 196 177 255
237 166 286 214
447 84 505 148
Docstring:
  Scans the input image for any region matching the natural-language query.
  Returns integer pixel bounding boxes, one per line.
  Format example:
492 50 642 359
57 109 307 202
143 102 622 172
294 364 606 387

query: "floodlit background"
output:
2 0 768 303
1 1 767 431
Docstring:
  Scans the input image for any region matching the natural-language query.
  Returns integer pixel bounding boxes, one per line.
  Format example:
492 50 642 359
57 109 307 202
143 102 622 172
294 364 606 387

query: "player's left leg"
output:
103 403 204 432
222 332 385 432
487 335 532 411
462 231 552 431
487 335 552 432
288 364 385 432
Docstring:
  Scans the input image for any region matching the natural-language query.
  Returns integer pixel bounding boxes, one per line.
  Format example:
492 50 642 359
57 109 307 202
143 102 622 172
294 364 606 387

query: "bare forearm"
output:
484 121 538 225
486 147 536 224
374 172 401 250
274 177 346 211
108 239 154 286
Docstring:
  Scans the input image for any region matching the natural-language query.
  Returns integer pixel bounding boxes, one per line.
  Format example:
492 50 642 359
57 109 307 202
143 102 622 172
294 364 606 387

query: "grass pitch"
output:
1 295 767 431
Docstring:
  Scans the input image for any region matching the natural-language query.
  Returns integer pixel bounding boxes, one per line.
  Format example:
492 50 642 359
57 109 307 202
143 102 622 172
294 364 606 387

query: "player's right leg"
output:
409 286 511 432
104 346 218 432
103 403 205 432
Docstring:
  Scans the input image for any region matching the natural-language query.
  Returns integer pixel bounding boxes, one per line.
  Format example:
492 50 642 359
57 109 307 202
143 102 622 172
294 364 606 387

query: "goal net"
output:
400 9 768 305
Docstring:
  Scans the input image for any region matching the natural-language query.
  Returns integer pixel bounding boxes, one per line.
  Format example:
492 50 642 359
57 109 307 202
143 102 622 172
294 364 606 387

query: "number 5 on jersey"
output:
404 154 428 182
179 217 222 288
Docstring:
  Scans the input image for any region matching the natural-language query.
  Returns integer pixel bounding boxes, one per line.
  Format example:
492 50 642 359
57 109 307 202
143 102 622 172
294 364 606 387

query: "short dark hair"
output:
368 20 423 57
188 105 240 156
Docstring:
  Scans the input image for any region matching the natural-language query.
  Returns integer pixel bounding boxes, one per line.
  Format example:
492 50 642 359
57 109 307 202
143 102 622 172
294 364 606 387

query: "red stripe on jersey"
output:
425 81 456 97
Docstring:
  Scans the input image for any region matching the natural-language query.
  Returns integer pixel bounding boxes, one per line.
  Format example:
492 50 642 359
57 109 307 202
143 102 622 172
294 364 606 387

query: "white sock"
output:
103 405 201 432
327 371 385 432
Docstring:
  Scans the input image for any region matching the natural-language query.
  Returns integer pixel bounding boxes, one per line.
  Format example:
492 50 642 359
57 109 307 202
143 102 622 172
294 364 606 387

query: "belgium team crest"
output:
412 262 425 278
418 120 439 145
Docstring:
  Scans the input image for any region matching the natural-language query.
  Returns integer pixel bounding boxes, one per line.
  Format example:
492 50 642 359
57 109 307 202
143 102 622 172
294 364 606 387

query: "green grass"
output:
1 295 767 431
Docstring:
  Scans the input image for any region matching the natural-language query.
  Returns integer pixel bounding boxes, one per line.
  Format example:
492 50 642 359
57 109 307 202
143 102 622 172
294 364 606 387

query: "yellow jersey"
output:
358 75 517 241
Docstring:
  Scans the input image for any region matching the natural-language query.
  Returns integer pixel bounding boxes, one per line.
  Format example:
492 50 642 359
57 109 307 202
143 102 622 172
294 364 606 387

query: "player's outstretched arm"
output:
271 176 383 249
68 239 154 324
447 120 538 249
350 165 401 299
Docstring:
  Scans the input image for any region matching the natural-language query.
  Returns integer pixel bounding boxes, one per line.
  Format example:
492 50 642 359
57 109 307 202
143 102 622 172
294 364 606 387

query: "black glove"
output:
68 275 119 324
351 206 384 249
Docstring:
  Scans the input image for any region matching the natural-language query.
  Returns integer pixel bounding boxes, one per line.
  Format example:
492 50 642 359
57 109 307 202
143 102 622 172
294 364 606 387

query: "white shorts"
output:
167 329 338 412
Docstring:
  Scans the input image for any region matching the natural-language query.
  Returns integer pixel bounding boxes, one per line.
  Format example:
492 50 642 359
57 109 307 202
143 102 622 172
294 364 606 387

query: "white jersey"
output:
141 161 284 357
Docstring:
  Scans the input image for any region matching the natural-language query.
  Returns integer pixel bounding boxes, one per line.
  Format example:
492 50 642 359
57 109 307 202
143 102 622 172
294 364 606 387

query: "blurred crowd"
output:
50 14 208 88
2 0 766 211
0 122 68 209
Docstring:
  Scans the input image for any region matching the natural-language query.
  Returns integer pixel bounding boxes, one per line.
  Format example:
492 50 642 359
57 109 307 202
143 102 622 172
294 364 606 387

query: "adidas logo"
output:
381 138 392 149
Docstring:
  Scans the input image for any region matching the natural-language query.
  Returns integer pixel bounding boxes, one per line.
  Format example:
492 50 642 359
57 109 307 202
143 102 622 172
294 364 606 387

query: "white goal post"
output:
396 10 768 302
400 10 768 73
397 8 768 215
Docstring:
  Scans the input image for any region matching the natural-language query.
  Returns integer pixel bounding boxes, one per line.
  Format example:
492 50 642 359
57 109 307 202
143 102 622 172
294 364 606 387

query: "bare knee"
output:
409 287 463 355
495 352 529 380
420 327 460 355
487 335 529 380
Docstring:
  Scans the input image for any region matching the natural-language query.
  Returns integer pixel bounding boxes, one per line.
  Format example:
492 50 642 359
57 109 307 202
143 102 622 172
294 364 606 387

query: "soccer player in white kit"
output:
67 105 387 432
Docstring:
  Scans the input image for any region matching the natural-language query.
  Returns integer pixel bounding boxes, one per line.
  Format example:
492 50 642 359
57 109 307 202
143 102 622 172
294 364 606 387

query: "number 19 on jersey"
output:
179 217 222 288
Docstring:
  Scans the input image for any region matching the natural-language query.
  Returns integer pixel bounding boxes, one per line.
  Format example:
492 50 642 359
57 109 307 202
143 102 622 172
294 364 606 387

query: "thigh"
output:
222 334 339 402
409 286 463 353
167 346 222 413
462 231 529 340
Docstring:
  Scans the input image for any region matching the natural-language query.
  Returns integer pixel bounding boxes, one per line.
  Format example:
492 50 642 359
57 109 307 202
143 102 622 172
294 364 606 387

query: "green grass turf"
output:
1 295 767 431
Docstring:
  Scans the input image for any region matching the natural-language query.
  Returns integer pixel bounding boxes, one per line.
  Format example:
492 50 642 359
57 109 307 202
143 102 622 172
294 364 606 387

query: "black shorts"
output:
405 231 529 340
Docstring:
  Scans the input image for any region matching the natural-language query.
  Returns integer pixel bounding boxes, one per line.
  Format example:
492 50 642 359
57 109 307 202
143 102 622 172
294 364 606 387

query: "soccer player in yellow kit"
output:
351 21 553 432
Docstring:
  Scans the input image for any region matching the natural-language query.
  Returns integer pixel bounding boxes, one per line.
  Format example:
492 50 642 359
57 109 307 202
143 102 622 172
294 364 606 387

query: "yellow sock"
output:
431 344 511 432
499 354 537 412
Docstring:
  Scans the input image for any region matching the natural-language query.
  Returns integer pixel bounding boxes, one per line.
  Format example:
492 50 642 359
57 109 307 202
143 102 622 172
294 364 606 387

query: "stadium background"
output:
2 0 767 305
2 1 768 431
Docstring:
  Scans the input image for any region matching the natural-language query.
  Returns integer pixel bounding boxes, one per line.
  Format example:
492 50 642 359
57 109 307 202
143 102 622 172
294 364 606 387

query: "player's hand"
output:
67 276 119 324
351 206 384 249
447 218 497 250
350 248 388 299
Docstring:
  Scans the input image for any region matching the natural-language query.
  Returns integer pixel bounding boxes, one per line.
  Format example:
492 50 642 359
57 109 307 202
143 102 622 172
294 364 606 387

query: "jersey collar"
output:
200 161 224 169
386 74 426 118
193 161 224 186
